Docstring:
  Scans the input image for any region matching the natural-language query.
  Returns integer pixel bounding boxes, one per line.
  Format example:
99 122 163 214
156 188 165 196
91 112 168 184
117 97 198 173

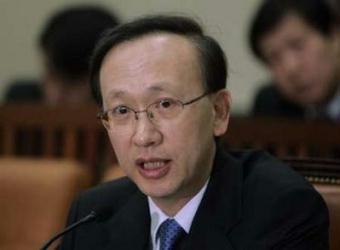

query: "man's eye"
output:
112 106 130 115
158 99 175 109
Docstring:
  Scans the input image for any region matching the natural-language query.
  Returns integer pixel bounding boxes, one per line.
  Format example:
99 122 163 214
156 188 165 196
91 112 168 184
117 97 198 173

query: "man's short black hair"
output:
89 15 228 107
39 5 119 82
249 0 339 62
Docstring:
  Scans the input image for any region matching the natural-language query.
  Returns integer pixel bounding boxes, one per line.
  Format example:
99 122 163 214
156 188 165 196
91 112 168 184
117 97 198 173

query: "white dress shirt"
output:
148 180 209 250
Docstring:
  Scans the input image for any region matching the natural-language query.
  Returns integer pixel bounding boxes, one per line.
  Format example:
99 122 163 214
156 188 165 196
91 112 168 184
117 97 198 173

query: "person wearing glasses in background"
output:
60 15 329 250
249 0 340 122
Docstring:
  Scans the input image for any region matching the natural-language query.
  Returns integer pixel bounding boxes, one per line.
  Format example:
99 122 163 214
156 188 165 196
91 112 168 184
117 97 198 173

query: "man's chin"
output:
137 181 176 199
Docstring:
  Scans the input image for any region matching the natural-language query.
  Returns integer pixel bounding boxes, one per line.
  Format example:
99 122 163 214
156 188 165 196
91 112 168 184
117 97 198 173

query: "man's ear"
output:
102 119 111 131
212 89 231 136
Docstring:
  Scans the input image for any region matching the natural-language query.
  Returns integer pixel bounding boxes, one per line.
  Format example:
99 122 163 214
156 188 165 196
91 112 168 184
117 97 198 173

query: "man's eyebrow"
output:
148 85 168 92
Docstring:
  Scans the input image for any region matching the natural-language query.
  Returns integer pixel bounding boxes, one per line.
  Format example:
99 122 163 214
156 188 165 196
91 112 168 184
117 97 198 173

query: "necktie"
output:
157 219 186 250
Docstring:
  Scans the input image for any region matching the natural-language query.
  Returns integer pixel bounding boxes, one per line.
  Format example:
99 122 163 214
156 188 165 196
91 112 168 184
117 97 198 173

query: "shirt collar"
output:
148 179 209 249
327 86 340 120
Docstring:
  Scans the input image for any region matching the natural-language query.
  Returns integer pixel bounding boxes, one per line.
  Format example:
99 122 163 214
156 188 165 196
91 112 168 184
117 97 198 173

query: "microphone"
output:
40 206 111 250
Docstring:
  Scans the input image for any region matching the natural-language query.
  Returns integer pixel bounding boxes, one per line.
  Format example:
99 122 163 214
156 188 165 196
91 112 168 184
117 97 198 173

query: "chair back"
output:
222 117 340 159
0 104 114 175
0 158 92 250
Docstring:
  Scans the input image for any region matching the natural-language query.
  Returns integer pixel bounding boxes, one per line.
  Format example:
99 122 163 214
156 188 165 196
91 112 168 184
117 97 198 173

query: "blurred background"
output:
1 2 339 249
0 0 266 115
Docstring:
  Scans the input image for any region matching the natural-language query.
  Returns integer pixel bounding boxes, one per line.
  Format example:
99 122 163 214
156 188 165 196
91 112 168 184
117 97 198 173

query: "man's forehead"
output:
100 32 202 81
260 15 311 55
99 32 204 103
104 32 197 60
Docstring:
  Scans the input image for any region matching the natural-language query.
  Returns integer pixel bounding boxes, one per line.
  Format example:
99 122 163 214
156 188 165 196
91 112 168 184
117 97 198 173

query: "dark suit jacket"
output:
252 84 304 118
59 149 329 250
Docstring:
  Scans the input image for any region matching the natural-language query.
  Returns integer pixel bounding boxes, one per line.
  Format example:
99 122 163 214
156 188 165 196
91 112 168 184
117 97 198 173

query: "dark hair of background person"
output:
249 0 340 62
39 5 120 83
89 15 228 107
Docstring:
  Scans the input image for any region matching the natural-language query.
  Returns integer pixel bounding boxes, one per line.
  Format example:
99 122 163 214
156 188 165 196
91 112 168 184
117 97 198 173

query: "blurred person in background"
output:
5 5 120 105
249 0 340 122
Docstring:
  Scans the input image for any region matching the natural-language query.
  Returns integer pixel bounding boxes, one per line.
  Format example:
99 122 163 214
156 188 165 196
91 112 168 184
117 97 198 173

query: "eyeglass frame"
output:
97 91 210 125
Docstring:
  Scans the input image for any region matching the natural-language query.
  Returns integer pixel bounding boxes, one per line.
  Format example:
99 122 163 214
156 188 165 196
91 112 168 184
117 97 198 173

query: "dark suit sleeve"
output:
267 186 329 250
251 84 304 118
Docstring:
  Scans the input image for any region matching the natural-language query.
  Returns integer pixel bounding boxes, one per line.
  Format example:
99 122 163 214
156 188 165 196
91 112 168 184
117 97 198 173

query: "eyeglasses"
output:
98 92 209 128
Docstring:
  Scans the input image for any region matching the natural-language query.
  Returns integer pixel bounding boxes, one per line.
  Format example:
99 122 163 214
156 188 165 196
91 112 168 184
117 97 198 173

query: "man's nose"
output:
134 109 154 121
131 112 162 147
282 52 300 76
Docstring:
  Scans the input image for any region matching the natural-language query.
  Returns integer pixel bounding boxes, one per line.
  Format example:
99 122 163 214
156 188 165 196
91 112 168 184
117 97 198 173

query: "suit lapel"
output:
103 191 151 250
100 149 243 250
182 149 243 250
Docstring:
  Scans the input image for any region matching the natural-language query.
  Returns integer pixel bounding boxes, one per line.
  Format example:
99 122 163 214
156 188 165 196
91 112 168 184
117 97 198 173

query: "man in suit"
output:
60 15 329 249
249 0 340 122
